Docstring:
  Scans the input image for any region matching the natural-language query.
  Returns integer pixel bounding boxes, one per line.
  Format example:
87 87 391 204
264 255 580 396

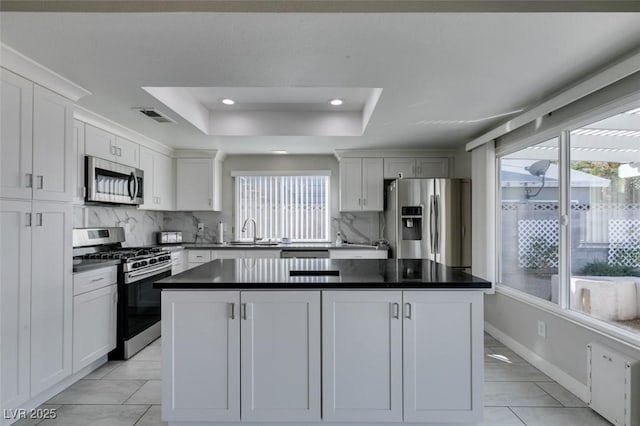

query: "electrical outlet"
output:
537 320 547 338
197 223 204 232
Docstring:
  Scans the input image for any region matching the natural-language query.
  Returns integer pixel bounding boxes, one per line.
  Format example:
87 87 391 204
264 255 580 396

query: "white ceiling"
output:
1 12 640 154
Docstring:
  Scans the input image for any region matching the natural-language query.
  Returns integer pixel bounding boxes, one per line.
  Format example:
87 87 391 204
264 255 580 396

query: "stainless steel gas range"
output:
72 227 171 359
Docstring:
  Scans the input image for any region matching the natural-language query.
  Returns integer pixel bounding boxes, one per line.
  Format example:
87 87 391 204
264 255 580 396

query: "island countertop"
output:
154 258 491 289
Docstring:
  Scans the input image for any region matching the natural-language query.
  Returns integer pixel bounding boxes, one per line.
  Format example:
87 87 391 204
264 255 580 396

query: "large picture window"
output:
496 105 640 338
234 174 330 242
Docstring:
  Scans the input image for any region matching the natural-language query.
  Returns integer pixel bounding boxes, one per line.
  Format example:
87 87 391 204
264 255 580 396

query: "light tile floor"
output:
15 333 612 426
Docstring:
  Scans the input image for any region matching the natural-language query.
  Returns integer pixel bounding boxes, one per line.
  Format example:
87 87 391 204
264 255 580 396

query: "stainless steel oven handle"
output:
125 264 171 283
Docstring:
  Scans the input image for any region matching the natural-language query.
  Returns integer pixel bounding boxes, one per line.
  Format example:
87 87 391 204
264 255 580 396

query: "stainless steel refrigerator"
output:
383 178 472 267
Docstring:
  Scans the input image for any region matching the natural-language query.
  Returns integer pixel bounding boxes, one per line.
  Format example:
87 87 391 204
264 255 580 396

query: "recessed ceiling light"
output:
221 98 235 105
272 150 288 154
329 98 343 106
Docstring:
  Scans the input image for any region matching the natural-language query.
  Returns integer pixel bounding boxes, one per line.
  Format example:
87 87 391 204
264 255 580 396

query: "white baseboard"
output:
484 322 590 403
1 356 108 426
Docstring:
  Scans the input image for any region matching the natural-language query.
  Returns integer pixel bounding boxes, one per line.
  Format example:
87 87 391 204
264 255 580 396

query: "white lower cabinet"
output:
73 283 117 373
403 291 483 423
0 200 32 410
171 249 186 275
162 290 321 423
162 289 483 424
30 201 73 396
162 291 240 422
241 291 321 422
322 291 403 422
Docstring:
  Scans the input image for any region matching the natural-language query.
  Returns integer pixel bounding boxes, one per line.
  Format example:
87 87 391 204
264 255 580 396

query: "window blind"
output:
235 175 330 241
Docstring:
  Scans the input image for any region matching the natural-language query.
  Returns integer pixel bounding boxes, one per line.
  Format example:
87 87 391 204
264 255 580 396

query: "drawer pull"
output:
91 277 105 282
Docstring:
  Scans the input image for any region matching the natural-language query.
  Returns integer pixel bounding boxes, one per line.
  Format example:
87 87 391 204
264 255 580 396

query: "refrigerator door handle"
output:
434 194 441 254
429 195 436 253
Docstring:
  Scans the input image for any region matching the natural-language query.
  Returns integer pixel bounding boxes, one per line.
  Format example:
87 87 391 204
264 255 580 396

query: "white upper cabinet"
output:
176 158 221 211
383 157 449 179
339 157 383 212
1 69 33 200
85 124 116 163
85 124 139 168
1 70 74 202
114 136 139 168
72 120 86 204
32 86 74 202
139 146 174 211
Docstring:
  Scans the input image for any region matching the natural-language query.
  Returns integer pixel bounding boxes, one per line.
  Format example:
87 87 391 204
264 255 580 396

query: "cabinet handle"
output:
241 303 247 320
363 198 367 206
230 303 236 320
91 277 105 282
25 212 32 227
117 147 122 157
36 213 43 227
392 302 400 319
110 145 116 155
36 175 44 189
404 302 412 319
26 173 33 188
358 198 361 206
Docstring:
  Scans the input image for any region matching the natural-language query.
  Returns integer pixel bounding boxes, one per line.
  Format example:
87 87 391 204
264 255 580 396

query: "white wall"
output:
485 292 640 398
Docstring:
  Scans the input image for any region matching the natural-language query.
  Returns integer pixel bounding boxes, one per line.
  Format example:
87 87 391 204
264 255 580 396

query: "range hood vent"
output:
134 107 175 123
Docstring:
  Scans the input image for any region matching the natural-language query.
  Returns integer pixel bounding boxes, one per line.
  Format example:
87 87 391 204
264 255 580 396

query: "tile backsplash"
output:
163 211 232 243
73 206 164 247
73 206 381 246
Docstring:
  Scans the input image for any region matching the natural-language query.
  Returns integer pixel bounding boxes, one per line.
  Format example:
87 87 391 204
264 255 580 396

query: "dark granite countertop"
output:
73 258 120 273
154 258 490 289
183 242 386 251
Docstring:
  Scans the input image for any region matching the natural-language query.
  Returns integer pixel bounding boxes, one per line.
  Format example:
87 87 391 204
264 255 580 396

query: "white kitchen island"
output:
156 258 490 426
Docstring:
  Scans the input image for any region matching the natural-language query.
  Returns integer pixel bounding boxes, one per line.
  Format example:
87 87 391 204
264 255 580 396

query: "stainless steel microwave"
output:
85 156 144 205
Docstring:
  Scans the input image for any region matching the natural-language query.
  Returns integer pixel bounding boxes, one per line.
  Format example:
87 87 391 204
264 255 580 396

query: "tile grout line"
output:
532 381 566 407
132 404 153 426
508 406 528 425
121 380 149 405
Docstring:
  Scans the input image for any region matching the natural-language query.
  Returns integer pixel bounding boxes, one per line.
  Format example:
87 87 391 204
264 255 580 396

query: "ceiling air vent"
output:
133 108 175 123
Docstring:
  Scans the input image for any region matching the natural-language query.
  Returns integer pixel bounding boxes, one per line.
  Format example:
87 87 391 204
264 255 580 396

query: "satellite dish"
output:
525 160 551 177
524 160 551 199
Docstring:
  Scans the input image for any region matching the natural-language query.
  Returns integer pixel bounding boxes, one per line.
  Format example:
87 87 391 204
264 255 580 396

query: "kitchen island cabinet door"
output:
0 200 32 410
162 291 240 422
322 291 403 422
240 291 321 422
403 291 483 423
30 201 73 396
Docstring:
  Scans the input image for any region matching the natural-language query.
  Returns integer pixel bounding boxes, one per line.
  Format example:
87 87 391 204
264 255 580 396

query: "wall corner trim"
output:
1 43 92 102
484 321 590 403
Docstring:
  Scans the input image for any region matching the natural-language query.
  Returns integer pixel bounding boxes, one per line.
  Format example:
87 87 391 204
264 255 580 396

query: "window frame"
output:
494 101 640 348
232 171 331 243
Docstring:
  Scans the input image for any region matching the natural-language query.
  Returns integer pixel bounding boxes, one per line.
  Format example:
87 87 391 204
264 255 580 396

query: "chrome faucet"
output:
241 218 258 244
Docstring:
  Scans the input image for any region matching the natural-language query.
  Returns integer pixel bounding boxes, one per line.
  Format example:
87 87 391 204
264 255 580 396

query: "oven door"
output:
123 266 170 341
86 156 144 205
